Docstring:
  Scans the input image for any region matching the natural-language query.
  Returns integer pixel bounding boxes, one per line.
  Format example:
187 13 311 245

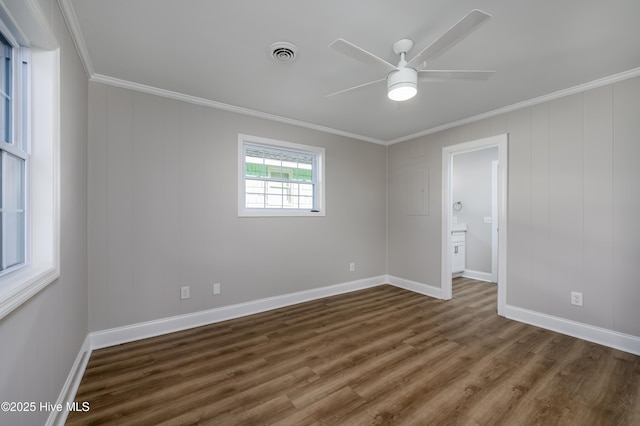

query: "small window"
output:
238 134 325 217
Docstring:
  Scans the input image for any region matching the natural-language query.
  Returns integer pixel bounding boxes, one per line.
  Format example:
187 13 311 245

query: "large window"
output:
0 31 29 274
238 134 325 217
0 0 59 321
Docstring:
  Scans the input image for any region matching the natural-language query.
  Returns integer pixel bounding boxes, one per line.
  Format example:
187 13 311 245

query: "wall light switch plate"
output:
484 217 492 224
213 283 221 295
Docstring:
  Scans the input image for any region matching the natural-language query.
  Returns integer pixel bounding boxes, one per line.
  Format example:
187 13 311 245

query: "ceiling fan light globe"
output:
387 67 418 101
388 84 417 101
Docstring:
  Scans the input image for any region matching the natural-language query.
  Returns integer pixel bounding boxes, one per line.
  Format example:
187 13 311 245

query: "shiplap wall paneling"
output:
161 99 184 319
529 103 551 311
107 87 136 328
132 94 170 322
613 77 640 336
548 94 585 319
88 83 108 331
179 103 214 315
505 108 533 308
583 85 614 328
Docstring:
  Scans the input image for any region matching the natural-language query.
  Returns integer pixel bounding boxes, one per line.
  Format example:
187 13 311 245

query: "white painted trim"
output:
89 73 386 145
0 0 58 49
57 0 93 76
0 21 61 321
237 134 326 217
56 275 640 420
386 275 443 299
0 266 59 320
22 0 57 48
442 135 508 314
89 276 387 350
504 305 640 357
388 67 640 145
462 269 493 282
490 160 499 283
55 0 640 146
46 335 92 426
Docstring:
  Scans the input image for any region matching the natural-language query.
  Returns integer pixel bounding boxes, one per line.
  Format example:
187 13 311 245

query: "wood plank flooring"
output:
66 278 640 425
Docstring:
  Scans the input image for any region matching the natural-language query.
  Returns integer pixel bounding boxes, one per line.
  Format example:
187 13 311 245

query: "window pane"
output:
266 180 283 208
2 151 24 208
1 211 24 270
241 139 321 214
245 147 268 178
0 35 11 144
266 195 283 208
1 151 26 271
293 153 313 182
20 59 28 151
298 196 313 209
246 193 265 208
299 183 314 197
245 179 264 194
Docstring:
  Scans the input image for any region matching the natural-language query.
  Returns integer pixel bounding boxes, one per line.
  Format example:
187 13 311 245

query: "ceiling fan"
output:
327 9 494 101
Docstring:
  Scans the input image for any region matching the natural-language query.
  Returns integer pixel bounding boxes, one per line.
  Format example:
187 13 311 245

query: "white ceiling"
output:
65 0 640 144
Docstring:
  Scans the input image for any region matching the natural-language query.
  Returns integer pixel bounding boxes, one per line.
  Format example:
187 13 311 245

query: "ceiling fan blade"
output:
329 38 397 73
418 70 495 82
326 77 387 98
407 9 491 69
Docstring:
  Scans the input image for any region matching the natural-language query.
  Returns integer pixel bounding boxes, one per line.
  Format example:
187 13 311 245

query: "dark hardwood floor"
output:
67 278 640 425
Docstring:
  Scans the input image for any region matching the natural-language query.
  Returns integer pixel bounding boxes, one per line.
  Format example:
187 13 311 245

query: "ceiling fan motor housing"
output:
387 67 418 101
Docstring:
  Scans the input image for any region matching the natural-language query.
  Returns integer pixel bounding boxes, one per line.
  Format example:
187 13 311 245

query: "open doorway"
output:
441 134 508 315
450 147 498 282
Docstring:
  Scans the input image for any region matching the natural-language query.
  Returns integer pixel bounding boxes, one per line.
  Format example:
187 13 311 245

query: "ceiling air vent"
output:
270 42 298 63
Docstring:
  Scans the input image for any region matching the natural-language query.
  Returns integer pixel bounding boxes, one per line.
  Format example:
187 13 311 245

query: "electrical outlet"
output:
571 291 583 307
349 262 355 272
213 283 221 295
180 286 190 300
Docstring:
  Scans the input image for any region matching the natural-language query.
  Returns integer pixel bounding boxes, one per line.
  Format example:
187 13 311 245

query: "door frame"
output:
491 159 499 283
441 134 508 315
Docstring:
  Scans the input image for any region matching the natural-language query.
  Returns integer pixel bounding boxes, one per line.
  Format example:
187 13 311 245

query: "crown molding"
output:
56 0 640 146
90 73 387 145
388 67 640 145
93 67 640 147
57 0 380 145
57 0 93 76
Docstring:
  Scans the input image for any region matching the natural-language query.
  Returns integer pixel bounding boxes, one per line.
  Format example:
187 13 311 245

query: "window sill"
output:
239 209 326 217
0 264 59 320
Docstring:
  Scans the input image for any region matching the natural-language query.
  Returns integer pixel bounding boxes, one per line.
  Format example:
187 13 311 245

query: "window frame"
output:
0 23 30 276
0 1 60 320
238 134 325 217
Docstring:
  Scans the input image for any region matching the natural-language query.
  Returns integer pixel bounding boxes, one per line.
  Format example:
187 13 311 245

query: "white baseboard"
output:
386 275 443 299
53 275 640 426
504 304 640 356
90 275 387 350
462 269 494 282
47 335 92 426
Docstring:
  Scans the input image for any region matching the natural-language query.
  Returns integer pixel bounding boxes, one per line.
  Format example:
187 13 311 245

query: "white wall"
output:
452 147 498 275
0 1 88 425
388 76 640 338
87 84 387 331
